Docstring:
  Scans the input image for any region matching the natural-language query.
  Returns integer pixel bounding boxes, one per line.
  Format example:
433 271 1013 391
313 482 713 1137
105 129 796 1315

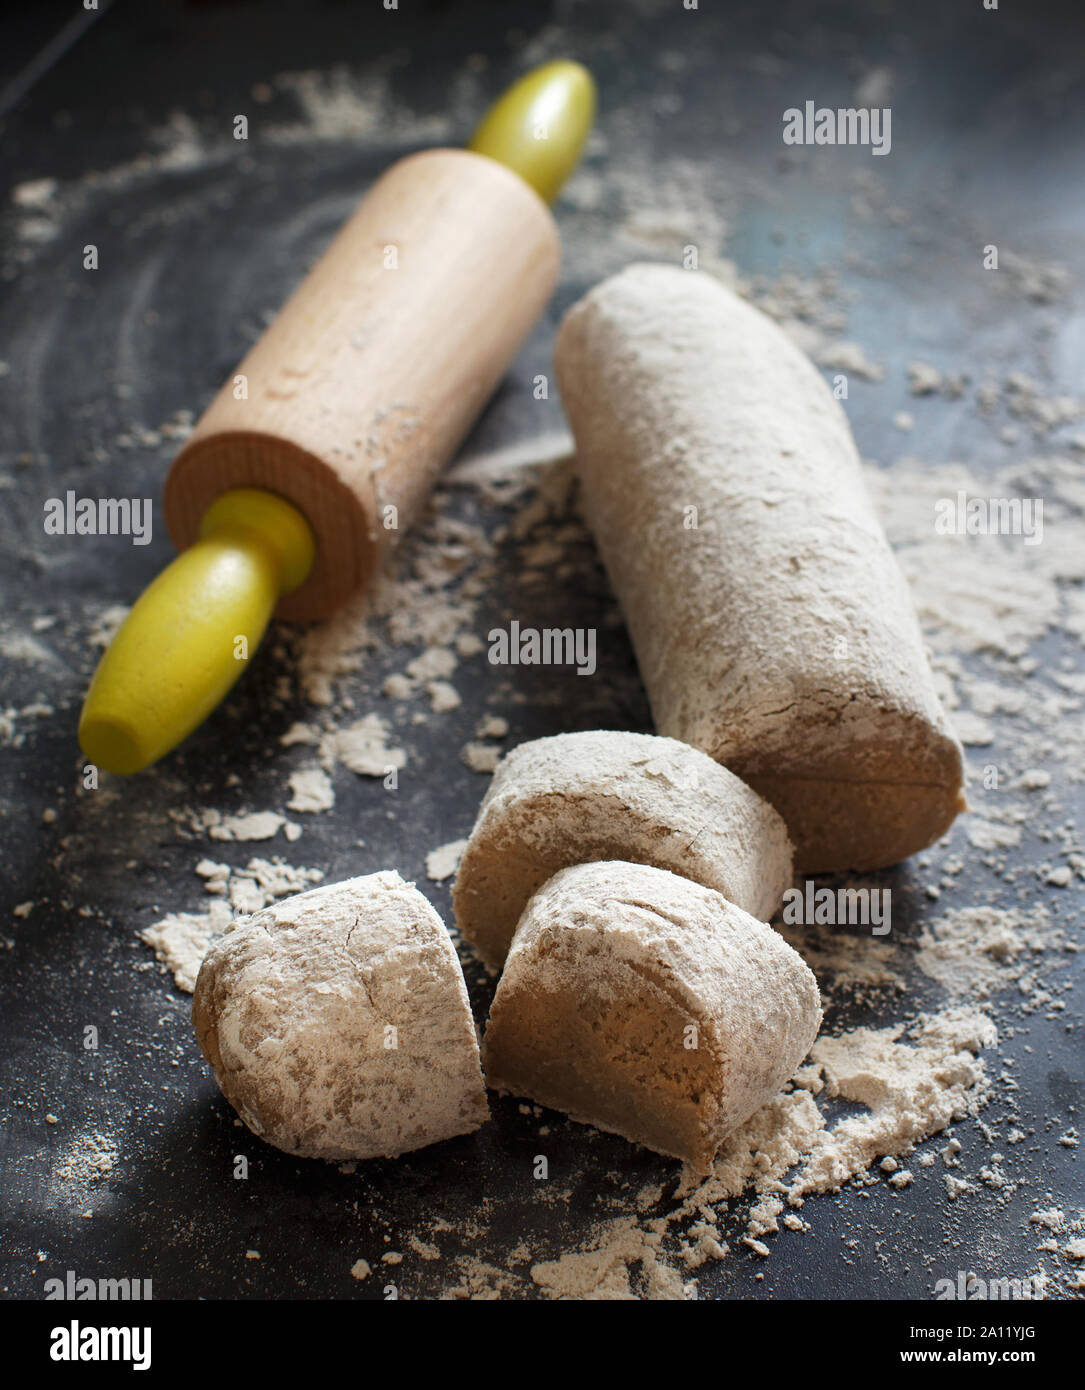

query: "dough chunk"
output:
193 871 488 1160
482 861 821 1172
555 263 965 872
453 730 793 969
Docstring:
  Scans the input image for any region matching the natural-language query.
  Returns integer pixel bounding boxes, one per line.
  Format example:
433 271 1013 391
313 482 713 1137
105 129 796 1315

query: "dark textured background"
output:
0 0 1082 1300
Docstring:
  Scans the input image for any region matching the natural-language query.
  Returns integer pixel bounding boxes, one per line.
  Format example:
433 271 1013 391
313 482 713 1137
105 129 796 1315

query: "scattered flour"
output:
529 1218 687 1300
425 839 468 884
815 339 885 381
907 361 943 395
205 810 290 841
287 766 335 813
325 714 406 777
461 741 501 775
913 905 1065 1004
54 1128 119 1188
426 680 461 713
141 857 323 992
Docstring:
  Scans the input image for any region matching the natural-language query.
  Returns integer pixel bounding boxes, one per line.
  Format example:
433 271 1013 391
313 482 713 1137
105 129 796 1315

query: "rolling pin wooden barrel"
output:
78 60 595 774
165 148 558 622
554 262 965 874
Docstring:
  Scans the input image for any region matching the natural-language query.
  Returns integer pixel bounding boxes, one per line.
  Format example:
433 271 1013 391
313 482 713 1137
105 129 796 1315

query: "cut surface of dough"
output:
483 860 822 1173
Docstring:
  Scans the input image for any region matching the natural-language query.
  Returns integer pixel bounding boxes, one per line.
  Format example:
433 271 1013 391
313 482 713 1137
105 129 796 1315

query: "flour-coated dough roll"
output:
193 871 488 1160
555 263 965 872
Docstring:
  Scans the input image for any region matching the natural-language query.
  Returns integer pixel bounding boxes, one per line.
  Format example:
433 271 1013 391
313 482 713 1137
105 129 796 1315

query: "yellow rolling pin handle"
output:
78 491 314 775
469 59 596 204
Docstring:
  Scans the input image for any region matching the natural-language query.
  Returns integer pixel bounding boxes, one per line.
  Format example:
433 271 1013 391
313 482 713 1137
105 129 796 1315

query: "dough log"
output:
193 871 488 1160
453 730 793 969
555 263 965 873
482 861 821 1173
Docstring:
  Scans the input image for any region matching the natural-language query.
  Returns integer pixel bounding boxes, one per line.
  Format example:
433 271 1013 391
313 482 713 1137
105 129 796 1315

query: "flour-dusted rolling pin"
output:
78 61 595 774
554 263 965 874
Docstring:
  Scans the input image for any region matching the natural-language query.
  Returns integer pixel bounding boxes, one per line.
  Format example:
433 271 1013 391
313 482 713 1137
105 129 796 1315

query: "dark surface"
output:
0 0 1082 1300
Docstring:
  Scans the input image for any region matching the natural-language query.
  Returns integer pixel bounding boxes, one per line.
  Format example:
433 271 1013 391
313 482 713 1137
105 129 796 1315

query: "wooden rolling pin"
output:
79 61 595 774
554 263 965 874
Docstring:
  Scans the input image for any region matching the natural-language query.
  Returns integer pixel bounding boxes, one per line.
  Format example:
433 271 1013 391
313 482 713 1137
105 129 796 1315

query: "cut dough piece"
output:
483 861 821 1173
453 730 793 969
193 871 488 1160
555 263 965 872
